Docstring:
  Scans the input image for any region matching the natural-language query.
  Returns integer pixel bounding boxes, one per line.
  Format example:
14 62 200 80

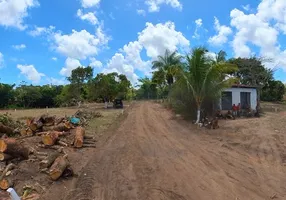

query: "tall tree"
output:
152 50 183 91
180 47 237 123
0 83 14 108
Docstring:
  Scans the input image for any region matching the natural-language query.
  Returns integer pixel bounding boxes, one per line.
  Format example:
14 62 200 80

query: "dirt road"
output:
64 102 286 200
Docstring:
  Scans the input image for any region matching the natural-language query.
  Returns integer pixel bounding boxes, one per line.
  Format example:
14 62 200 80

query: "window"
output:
240 92 251 109
221 92 232 110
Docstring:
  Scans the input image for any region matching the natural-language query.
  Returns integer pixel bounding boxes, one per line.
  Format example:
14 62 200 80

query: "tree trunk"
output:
196 109 201 124
42 123 71 132
39 152 61 169
74 127 85 148
49 156 69 180
0 153 12 161
41 131 61 146
0 138 29 159
0 123 13 135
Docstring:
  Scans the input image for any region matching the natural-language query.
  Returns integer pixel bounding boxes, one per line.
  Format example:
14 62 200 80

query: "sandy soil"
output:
44 101 285 200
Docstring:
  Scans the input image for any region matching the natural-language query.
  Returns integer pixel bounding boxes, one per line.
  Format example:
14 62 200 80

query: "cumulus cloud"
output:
77 9 98 25
208 17 232 46
28 25 55 37
17 64 45 83
0 52 4 68
0 0 39 30
53 28 109 60
138 22 190 59
81 0 100 8
137 9 146 16
104 21 189 84
192 18 203 39
47 77 66 85
145 0 182 12
12 44 26 50
229 0 286 70
60 57 81 76
89 57 102 68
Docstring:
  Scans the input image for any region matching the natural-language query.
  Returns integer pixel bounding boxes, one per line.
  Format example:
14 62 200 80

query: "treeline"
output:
0 66 132 109
135 48 285 121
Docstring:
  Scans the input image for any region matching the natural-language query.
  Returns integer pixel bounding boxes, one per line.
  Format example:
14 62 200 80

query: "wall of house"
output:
220 88 257 110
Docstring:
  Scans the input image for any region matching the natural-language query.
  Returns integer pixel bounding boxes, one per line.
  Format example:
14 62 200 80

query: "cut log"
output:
0 123 13 135
39 152 61 169
30 117 44 132
74 127 85 148
49 156 69 180
26 128 34 136
0 177 13 190
41 131 61 146
0 163 16 180
0 139 29 159
42 123 71 132
41 114 55 126
0 153 12 161
20 129 27 136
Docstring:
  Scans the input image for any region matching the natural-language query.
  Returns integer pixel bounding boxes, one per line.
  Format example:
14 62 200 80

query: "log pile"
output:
0 110 99 191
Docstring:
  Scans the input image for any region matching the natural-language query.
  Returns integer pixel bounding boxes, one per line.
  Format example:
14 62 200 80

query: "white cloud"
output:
17 64 45 83
192 18 203 39
0 0 39 30
103 53 139 85
53 28 109 60
208 17 232 46
89 57 102 68
0 52 4 68
104 21 189 84
137 9 146 16
60 57 81 76
77 9 98 25
138 22 190 59
242 4 250 11
52 57 57 61
28 25 55 37
230 0 286 70
47 77 66 85
145 0 182 12
12 44 26 50
81 0 100 8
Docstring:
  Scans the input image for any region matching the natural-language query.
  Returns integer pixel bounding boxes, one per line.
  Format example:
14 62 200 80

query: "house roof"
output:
231 84 257 89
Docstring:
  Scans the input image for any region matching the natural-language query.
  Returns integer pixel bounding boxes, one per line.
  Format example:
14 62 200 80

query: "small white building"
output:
220 85 257 110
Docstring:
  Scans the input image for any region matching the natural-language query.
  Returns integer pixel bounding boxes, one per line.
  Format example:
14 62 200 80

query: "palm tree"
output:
152 50 183 92
180 47 237 124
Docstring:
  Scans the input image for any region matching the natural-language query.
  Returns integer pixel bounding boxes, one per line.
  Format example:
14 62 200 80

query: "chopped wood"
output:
0 123 13 135
83 140 96 145
0 153 12 161
20 129 27 136
49 156 69 181
26 128 34 136
41 114 56 126
42 122 71 132
39 152 61 169
58 140 68 147
74 127 85 148
0 138 29 159
82 144 96 148
41 131 61 146
0 177 13 190
0 163 16 180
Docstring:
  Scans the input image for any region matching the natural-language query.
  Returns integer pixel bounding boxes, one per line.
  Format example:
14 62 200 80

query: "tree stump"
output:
49 156 69 180
74 127 85 148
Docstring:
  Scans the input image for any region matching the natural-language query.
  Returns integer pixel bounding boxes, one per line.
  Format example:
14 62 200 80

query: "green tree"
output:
152 50 183 92
136 77 157 99
67 66 93 100
261 80 285 102
0 83 14 108
179 47 237 123
15 85 42 108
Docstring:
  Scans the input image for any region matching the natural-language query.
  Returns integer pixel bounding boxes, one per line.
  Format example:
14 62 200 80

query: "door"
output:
240 92 251 109
221 92 232 110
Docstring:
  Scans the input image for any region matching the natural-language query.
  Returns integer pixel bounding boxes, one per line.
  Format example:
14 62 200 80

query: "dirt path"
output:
63 102 286 200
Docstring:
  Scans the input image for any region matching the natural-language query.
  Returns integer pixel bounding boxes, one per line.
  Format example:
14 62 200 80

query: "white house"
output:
220 85 257 110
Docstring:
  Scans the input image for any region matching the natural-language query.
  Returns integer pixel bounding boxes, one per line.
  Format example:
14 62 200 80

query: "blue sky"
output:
0 0 286 85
